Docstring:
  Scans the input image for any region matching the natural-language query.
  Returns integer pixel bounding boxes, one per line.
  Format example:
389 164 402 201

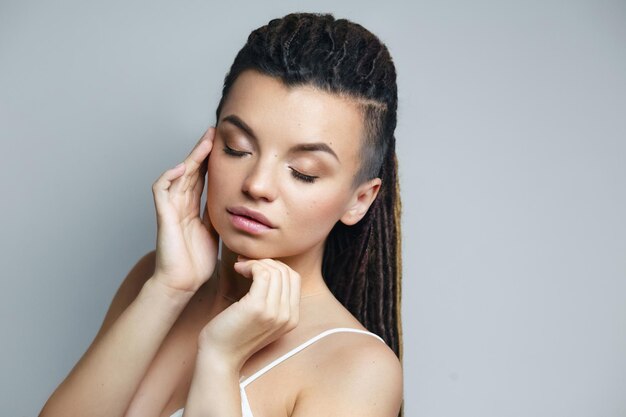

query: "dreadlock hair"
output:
214 11 403 405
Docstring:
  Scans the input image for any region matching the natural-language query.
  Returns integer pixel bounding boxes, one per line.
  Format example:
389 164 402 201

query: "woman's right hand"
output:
150 127 219 294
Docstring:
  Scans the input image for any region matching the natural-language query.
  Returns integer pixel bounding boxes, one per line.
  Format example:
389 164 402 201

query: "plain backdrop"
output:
1 0 625 416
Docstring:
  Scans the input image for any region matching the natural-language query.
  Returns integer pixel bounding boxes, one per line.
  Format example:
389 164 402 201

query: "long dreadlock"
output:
214 12 403 415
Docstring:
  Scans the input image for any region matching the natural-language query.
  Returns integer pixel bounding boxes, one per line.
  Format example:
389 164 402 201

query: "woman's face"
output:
206 69 380 259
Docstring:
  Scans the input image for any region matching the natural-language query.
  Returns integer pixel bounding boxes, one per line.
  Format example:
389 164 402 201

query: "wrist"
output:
142 276 195 310
196 346 245 374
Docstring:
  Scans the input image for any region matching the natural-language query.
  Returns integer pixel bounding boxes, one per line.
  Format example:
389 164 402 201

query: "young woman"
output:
40 12 403 417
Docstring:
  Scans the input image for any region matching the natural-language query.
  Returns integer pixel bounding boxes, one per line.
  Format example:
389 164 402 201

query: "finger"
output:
188 158 207 217
187 127 215 173
247 262 271 301
233 259 254 278
278 263 291 326
280 264 290 311
171 127 215 194
152 162 187 218
267 260 291 314
257 259 282 312
188 154 208 197
288 269 301 323
233 260 270 300
192 157 208 197
177 129 213 193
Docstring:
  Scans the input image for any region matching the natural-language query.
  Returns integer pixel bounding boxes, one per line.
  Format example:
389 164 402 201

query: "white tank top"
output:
169 327 385 417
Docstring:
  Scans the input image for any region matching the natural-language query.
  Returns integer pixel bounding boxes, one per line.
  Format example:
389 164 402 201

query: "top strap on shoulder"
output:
239 327 386 388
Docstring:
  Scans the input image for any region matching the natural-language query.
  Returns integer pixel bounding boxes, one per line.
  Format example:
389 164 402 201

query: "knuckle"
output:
286 316 298 330
259 308 277 323
290 273 301 285
248 300 266 317
277 311 290 325
262 258 279 268
269 259 284 269
256 271 271 282
251 262 267 273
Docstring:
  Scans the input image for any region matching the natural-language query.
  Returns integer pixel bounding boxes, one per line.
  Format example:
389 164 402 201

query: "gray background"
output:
1 0 625 416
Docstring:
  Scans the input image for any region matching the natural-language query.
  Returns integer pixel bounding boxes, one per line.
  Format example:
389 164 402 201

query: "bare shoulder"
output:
293 331 403 417
92 250 157 341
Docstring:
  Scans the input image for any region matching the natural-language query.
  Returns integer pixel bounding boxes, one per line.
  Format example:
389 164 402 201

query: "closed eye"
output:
223 145 249 157
224 145 317 183
290 168 318 183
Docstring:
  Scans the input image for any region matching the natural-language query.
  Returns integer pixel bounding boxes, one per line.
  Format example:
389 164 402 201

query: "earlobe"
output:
340 178 382 226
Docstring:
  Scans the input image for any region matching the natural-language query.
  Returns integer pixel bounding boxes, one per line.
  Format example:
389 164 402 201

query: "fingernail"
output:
174 162 185 169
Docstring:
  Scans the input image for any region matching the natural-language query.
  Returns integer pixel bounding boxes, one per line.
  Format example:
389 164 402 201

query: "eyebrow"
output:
220 114 340 162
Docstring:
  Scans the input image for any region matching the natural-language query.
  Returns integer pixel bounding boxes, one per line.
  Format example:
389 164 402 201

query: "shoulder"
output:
293 331 403 417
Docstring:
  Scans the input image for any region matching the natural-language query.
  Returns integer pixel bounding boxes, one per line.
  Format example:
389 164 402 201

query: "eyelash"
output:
222 145 318 184
222 146 248 157
290 169 317 183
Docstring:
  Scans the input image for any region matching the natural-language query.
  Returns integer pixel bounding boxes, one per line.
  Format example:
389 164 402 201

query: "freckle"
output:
273 153 278 158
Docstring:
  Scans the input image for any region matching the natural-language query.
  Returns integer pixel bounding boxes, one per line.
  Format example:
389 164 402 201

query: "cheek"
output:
206 153 232 196
307 198 340 219
287 191 348 235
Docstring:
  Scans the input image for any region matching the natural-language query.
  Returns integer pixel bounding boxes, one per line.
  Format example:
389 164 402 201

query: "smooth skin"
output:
39 70 403 417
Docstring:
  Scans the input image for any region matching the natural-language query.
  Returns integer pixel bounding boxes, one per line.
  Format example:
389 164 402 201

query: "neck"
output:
216 240 331 302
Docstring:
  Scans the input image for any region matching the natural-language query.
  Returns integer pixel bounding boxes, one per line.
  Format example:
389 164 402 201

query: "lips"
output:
226 206 276 228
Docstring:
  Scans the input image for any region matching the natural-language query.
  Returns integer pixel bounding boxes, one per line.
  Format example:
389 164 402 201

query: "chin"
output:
220 226 323 261
212 209 327 261
221 234 287 259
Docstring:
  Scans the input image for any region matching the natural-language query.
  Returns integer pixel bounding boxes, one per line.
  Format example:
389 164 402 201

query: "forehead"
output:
218 70 364 164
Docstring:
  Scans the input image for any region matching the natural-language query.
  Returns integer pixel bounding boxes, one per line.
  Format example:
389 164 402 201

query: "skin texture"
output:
207 69 382 302
38 69 402 417
184 69 393 416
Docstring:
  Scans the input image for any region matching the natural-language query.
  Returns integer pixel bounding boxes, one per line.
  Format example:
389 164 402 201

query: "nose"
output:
241 158 278 202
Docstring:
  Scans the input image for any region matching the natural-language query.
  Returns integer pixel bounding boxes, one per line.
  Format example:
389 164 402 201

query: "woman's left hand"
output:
197 258 301 370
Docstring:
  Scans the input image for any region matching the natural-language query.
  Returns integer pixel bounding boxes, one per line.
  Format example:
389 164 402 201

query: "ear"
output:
340 177 382 226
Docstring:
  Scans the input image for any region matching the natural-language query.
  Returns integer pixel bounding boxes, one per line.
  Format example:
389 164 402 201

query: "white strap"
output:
240 327 385 388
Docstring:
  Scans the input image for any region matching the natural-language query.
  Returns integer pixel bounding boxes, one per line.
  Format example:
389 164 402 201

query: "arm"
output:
40 126 219 417
39 252 194 417
183 350 244 417
182 258 301 417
